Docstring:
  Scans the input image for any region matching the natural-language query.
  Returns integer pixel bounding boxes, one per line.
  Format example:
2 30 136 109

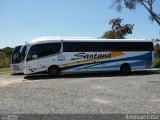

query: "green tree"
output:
0 52 10 68
1 47 13 57
111 0 160 26
103 30 117 39
102 18 134 39
0 47 13 68
154 43 160 67
154 43 160 58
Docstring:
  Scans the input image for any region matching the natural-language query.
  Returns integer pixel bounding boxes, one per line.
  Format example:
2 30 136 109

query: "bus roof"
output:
29 36 152 44
29 36 97 43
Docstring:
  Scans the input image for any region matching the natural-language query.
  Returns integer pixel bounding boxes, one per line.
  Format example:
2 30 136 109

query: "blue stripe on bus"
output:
84 60 145 70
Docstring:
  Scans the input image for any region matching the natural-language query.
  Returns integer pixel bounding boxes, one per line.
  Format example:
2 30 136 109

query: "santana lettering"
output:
71 52 111 60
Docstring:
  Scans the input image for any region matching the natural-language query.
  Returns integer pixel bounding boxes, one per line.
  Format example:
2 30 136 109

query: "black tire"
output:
48 66 60 77
120 64 131 75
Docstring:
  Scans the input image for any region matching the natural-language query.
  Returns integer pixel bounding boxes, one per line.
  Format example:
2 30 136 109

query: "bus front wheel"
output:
120 64 131 75
48 66 60 77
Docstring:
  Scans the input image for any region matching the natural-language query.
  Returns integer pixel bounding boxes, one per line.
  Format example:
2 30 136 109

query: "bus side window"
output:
27 45 38 61
38 43 61 57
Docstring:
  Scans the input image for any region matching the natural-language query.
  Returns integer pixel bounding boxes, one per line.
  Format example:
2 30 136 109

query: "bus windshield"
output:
12 46 22 64
12 45 28 64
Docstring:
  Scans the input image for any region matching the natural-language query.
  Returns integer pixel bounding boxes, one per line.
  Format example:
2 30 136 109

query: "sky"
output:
0 0 160 48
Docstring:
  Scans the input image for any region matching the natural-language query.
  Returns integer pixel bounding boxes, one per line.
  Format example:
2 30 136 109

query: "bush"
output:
154 44 160 58
154 57 160 68
0 52 11 68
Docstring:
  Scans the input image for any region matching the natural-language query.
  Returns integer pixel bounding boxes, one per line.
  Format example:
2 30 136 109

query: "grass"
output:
0 68 10 72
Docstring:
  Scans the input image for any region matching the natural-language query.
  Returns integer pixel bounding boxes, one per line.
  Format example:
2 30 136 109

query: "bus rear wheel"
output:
120 64 131 75
48 66 60 77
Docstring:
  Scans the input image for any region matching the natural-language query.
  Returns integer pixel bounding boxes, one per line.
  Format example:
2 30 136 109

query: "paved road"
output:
0 70 160 114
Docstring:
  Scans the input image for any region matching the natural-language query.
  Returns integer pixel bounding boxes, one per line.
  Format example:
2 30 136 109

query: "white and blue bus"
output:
23 37 154 76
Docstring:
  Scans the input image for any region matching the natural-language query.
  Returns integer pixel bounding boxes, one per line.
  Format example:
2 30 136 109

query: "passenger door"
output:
24 45 38 74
